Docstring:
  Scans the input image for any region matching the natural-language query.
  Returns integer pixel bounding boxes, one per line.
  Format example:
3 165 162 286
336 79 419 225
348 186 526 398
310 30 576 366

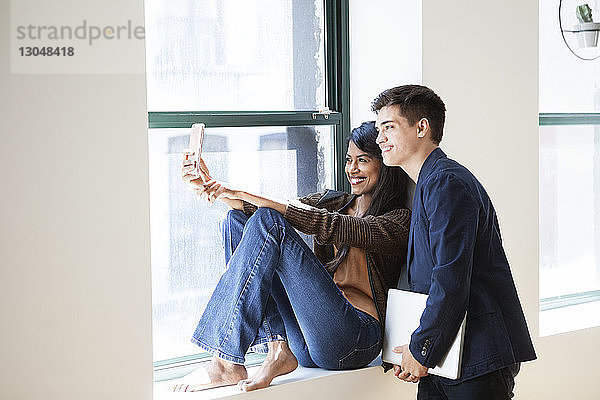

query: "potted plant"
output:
574 4 600 47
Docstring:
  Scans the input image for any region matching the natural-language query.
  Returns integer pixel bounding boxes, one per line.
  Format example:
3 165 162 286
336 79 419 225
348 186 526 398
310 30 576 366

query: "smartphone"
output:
182 123 205 177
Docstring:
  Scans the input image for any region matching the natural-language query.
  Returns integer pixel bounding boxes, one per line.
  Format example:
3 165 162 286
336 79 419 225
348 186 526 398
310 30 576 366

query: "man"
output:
373 85 536 399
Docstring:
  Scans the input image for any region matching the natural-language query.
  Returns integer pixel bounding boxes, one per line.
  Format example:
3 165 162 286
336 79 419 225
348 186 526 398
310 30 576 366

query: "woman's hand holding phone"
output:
182 157 238 205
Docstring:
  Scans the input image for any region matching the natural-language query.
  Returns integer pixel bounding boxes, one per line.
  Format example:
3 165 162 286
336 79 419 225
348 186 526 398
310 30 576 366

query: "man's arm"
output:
409 173 479 369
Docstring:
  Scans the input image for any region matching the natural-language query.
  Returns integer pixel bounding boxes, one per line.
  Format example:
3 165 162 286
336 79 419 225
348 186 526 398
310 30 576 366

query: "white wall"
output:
0 0 153 399
423 1 600 398
349 0 422 128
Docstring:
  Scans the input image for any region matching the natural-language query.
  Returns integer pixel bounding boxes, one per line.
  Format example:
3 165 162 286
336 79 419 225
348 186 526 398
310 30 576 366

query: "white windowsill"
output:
153 355 414 400
540 299 600 336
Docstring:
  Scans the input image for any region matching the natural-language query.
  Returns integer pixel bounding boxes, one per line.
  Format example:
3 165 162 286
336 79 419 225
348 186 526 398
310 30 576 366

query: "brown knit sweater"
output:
242 189 410 339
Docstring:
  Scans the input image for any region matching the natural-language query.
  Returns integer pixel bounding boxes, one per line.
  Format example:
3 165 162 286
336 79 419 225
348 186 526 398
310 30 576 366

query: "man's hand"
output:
392 344 428 383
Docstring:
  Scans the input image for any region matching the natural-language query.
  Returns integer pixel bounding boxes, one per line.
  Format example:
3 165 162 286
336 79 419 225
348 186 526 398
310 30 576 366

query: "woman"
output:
174 121 410 392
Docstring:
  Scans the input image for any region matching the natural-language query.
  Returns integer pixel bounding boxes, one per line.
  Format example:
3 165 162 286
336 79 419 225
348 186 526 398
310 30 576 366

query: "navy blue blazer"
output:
407 148 536 383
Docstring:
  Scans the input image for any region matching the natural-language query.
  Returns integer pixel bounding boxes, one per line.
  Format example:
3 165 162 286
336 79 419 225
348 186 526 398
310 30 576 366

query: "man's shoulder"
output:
427 153 487 186
423 157 474 187
419 157 487 209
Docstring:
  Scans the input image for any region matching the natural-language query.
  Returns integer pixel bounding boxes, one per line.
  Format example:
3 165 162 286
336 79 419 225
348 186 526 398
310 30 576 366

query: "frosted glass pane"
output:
540 0 600 112
149 125 335 361
145 0 326 112
539 125 600 299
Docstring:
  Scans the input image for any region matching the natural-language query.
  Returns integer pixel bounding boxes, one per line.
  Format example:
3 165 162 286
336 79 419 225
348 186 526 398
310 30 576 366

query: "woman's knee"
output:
219 210 247 250
219 209 247 233
248 207 286 228
253 207 284 220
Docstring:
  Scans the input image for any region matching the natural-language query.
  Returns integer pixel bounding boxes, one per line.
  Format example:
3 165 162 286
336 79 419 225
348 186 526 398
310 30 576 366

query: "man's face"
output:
375 105 420 167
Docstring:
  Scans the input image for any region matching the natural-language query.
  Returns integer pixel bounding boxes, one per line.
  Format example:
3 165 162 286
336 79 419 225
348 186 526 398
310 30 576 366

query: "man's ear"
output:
416 118 430 138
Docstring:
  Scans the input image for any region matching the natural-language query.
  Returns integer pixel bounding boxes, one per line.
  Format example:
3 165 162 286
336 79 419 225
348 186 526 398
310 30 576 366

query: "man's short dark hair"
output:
371 85 446 144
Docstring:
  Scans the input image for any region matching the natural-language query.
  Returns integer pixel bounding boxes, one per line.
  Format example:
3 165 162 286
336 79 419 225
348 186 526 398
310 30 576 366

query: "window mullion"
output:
539 113 600 126
148 111 341 129
325 0 350 192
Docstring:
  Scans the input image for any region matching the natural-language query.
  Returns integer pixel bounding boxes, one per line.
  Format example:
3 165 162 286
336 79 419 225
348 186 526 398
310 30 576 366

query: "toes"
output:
237 380 250 392
241 381 259 392
170 383 191 392
238 378 264 392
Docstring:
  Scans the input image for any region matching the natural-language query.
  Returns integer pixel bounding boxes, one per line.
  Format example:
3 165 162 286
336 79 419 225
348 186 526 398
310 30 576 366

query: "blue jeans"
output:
191 208 381 369
417 363 520 400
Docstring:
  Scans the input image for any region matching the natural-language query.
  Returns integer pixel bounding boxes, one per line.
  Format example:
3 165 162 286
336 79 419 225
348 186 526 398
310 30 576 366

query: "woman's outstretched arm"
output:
183 159 409 254
182 158 287 215
285 201 410 256
182 162 244 210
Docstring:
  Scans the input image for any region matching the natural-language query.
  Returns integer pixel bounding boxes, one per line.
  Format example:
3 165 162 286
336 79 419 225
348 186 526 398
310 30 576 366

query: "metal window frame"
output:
539 113 600 126
148 111 342 129
148 0 350 380
539 112 600 312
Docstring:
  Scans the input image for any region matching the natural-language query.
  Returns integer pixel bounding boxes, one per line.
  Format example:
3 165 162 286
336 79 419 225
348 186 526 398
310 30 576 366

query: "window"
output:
149 125 336 362
145 0 350 379
539 0 600 336
145 0 328 112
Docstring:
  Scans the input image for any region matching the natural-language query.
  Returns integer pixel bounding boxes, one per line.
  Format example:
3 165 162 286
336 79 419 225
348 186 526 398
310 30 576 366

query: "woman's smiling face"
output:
345 140 381 196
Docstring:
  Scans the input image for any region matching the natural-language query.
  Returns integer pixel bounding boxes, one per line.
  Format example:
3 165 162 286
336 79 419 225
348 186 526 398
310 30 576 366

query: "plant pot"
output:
574 22 600 47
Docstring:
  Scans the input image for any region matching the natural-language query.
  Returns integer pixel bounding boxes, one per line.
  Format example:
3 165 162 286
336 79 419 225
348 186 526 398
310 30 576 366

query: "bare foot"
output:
171 356 248 392
238 341 298 392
